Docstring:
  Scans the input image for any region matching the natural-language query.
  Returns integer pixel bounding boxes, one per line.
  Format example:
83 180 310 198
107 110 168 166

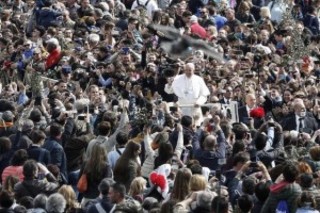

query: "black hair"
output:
29 109 42 123
0 190 14 208
18 196 34 209
242 177 256 195
211 196 229 213
254 133 268 150
31 130 46 144
300 173 313 188
116 131 128 146
237 194 253 213
190 164 203 175
97 121 111 136
232 152 250 167
154 143 174 169
283 163 299 183
49 123 63 138
0 137 12 154
11 149 28 166
255 182 271 202
181 115 193 128
232 141 245 156
23 160 38 179
111 182 126 198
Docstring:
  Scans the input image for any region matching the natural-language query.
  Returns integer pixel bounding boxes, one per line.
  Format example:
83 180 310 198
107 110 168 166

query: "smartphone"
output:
169 106 178 113
250 162 258 167
35 97 42 106
77 115 85 120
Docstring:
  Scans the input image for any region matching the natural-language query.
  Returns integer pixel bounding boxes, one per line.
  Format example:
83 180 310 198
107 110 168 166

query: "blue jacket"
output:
192 129 226 171
303 14 320 35
35 7 62 29
43 137 68 181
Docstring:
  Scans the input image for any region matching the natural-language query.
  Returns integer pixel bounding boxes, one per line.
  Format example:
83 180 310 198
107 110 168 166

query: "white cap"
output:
46 38 59 46
190 15 198 23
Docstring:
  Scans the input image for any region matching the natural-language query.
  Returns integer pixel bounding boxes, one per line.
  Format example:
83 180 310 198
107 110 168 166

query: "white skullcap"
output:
46 38 59 46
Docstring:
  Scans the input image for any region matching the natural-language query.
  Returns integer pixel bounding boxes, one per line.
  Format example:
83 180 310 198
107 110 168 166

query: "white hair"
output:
46 38 60 47
88 33 100 44
186 62 195 70
46 193 66 213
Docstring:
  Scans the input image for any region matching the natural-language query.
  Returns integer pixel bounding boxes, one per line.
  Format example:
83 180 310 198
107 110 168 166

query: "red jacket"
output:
45 48 61 70
190 23 207 39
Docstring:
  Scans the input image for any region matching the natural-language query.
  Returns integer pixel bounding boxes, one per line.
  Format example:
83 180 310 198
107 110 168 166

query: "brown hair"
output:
310 146 320 161
171 168 192 202
298 161 313 174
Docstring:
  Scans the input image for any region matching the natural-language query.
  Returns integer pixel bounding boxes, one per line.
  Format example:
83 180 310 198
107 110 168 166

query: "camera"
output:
155 98 162 105
34 97 42 106
250 162 258 167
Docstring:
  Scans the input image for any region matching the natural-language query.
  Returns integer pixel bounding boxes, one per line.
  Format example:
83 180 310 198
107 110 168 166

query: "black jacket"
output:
14 175 59 200
281 114 318 134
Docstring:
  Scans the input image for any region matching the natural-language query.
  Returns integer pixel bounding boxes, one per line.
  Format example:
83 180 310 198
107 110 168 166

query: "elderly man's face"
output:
260 30 269 41
295 102 306 117
184 64 194 78
246 94 256 108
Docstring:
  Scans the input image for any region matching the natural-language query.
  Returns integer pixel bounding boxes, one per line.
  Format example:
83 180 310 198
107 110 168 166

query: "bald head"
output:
204 135 217 150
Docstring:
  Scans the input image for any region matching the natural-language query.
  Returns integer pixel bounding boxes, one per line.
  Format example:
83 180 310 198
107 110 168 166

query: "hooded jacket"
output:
261 181 302 213
36 7 62 29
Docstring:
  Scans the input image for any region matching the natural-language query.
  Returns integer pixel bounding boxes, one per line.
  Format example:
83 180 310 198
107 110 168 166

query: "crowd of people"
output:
0 0 320 212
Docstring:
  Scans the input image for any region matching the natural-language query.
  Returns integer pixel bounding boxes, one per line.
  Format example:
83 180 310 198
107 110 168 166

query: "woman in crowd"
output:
58 185 81 213
78 144 112 207
113 141 142 191
2 149 28 184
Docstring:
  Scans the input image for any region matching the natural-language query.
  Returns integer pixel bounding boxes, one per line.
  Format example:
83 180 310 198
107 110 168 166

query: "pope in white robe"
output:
165 63 210 126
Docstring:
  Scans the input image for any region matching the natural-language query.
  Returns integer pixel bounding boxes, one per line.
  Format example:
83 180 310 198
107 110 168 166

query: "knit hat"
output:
2 111 14 122
190 15 198 23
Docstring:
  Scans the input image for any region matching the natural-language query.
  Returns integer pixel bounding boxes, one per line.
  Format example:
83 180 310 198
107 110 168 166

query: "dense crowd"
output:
0 0 320 213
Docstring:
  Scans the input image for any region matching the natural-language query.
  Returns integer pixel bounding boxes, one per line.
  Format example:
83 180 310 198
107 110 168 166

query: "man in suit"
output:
281 99 318 134
219 86 233 104
238 93 257 126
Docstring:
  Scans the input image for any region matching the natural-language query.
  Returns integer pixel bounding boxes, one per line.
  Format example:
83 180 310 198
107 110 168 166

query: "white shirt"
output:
131 0 158 18
267 1 288 24
107 147 125 170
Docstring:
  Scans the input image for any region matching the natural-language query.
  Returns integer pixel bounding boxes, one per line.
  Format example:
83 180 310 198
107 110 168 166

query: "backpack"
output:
276 200 289 213
95 203 106 213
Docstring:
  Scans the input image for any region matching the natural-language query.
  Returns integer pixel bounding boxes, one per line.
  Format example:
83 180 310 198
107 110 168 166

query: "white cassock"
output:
170 74 210 126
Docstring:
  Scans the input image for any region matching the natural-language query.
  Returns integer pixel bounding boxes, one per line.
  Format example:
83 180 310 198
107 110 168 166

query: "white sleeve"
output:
195 78 210 105
164 83 174 94
131 1 137 9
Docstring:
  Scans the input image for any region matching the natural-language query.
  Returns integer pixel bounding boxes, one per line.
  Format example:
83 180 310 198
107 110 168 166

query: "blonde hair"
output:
190 174 207 191
128 177 147 197
58 185 79 209
207 26 218 37
260 7 271 19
